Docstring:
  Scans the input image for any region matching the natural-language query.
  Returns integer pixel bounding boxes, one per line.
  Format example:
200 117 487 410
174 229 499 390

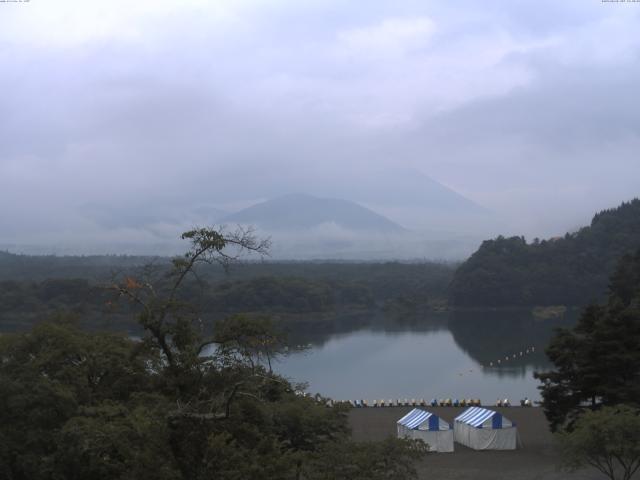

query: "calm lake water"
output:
273 310 577 403
1 307 578 405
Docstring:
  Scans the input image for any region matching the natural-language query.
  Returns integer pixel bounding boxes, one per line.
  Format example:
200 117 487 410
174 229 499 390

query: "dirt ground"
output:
349 406 603 480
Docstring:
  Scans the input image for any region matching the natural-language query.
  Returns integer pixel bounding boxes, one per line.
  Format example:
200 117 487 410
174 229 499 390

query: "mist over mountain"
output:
1 169 494 260
312 168 486 214
218 193 485 261
218 168 497 234
2 1 640 260
213 171 500 260
222 194 404 233
323 168 501 237
219 194 407 260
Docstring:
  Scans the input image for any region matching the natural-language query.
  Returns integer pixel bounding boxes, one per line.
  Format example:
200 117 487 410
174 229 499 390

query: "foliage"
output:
450 199 640 307
303 437 429 480
0 320 169 480
535 249 640 431
557 405 640 480
206 276 341 313
0 259 453 334
213 314 289 372
0 227 427 479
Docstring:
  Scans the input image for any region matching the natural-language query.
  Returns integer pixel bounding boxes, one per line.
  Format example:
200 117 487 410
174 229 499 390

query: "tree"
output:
558 405 640 480
303 437 428 480
0 319 173 480
53 398 181 480
535 249 640 431
1 226 428 479
109 226 270 373
213 314 289 373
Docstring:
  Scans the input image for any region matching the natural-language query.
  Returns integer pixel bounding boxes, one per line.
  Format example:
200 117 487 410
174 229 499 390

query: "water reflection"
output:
284 310 449 348
283 308 578 377
448 309 579 378
274 308 580 402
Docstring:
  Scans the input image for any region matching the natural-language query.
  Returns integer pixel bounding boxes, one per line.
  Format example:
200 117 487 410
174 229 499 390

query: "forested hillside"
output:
450 199 640 307
0 255 454 333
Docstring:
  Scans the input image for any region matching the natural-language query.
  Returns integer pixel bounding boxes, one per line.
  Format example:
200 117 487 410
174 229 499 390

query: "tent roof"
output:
397 408 439 430
455 407 509 428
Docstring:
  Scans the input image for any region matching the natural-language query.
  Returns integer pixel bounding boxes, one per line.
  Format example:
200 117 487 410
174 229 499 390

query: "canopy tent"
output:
397 408 454 452
454 407 517 450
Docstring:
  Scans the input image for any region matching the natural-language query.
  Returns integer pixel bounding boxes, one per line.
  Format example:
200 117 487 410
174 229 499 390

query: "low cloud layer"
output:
1 0 639 254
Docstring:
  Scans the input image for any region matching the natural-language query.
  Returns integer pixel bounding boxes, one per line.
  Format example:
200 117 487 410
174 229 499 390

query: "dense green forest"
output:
450 199 640 307
0 253 454 334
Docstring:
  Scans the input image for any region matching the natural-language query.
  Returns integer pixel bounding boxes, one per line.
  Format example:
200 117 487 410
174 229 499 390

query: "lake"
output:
0 307 578 405
273 309 578 404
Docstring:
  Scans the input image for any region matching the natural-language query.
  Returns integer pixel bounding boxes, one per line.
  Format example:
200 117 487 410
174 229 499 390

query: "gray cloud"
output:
0 0 639 253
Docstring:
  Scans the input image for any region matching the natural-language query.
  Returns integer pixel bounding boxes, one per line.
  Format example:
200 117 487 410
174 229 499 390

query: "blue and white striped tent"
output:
397 408 453 452
454 407 517 450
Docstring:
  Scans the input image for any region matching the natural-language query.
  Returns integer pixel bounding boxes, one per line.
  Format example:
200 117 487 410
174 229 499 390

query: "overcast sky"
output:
1 0 639 250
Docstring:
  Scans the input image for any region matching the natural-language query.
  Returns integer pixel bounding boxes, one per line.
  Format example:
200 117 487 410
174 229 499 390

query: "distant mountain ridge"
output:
221 194 404 233
449 198 640 307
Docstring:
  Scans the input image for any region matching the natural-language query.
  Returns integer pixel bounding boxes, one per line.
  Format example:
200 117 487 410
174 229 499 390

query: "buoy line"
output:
486 346 536 368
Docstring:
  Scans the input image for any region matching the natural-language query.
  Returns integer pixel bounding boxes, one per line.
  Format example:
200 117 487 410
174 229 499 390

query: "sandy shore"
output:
349 406 601 480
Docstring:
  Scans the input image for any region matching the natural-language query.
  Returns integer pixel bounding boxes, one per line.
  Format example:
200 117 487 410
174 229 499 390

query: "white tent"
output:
397 408 454 452
454 406 517 450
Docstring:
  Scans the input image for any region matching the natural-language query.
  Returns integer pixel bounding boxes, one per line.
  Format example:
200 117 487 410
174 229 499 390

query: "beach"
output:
349 406 602 480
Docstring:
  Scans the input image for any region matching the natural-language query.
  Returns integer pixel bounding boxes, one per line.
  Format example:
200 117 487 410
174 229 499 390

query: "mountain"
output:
221 194 404 233
212 167 496 233
283 168 497 234
1 166 494 259
449 199 640 307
